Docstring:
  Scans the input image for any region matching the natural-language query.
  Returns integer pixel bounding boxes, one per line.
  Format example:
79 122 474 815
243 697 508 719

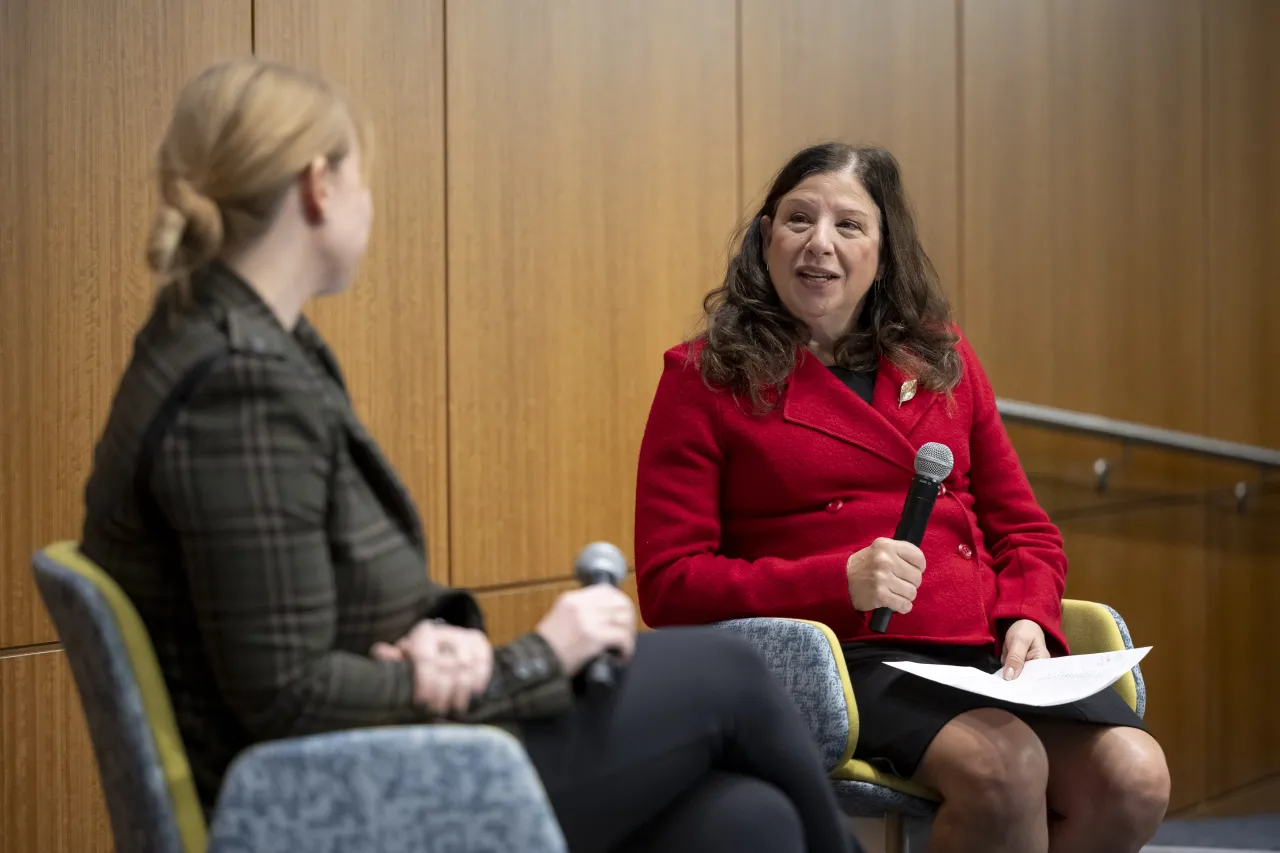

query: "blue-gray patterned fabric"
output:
719 608 1145 832
1104 604 1147 718
833 780 938 819
208 726 568 853
35 550 568 853
716 618 850 772
33 550 188 853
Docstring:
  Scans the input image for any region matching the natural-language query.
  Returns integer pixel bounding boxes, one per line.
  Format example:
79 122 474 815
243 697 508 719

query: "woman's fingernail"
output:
1004 667 1015 680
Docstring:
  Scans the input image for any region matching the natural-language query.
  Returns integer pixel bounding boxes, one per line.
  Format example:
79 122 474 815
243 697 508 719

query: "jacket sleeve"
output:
460 632 573 723
961 336 1070 655
634 347 853 628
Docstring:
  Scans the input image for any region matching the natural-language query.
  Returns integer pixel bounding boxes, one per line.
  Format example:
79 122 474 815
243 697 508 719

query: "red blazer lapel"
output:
874 356 939 440
782 350 916 473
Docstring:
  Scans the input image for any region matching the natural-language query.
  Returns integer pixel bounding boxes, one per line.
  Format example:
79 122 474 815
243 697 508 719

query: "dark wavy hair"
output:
696 142 961 411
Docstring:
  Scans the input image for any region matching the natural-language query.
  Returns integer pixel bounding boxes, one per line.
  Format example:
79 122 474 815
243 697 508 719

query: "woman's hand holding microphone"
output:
535 585 637 676
845 537 926 615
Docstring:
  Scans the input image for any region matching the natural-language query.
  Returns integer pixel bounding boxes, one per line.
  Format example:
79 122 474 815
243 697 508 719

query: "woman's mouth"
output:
796 266 839 285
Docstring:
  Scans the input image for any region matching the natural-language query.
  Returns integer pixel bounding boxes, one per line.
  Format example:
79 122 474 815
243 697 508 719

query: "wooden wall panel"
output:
1057 510 1210 809
475 575 642 647
446 0 738 588
254 0 452 581
0 0 250 648
740 0 960 297
0 650 111 852
962 0 1206 428
1204 0 1280 797
962 0 1210 809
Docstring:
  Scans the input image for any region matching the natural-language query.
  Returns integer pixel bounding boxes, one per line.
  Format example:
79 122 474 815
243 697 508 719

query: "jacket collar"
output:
781 348 938 472
193 261 336 376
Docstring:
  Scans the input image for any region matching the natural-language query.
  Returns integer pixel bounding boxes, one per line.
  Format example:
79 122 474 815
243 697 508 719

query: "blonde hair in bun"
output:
146 57 370 301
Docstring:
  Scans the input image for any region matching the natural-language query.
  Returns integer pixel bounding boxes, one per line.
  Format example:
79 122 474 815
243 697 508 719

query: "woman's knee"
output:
697 776 805 852
1088 732 1170 838
919 709 1049 821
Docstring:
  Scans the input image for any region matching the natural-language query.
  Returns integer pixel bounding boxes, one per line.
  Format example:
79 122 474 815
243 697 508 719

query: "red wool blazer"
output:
633 332 1070 654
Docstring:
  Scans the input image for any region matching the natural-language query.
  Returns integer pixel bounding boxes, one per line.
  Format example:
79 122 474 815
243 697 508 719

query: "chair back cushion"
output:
717 617 856 771
1061 598 1145 717
208 726 569 853
32 541 207 853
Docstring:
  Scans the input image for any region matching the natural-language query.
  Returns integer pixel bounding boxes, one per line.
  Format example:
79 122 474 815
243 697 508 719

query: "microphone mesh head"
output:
573 542 628 584
915 442 955 482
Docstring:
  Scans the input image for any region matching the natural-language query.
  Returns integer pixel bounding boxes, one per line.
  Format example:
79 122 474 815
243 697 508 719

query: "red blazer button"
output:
826 500 844 513
958 544 973 559
939 484 948 496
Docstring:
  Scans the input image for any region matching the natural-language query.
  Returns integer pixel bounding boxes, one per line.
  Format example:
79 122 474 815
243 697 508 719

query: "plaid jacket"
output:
82 262 570 809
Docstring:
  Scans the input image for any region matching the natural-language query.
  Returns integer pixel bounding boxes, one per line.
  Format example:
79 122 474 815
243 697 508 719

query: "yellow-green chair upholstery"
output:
32 541 569 853
718 599 1145 853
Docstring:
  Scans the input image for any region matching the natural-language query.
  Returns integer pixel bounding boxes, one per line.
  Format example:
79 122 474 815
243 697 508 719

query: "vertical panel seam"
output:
1201 0 1211 435
1199 0 1213 800
734 0 744 216
441 0 454 585
955 0 965 319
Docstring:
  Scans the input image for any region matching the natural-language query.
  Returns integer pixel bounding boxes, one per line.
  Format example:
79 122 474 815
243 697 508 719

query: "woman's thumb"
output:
1002 646 1026 680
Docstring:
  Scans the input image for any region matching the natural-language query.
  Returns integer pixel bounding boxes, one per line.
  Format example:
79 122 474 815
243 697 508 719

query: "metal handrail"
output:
996 398 1280 470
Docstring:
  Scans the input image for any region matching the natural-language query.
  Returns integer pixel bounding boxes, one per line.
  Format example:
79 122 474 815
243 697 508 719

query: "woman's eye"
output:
839 220 861 231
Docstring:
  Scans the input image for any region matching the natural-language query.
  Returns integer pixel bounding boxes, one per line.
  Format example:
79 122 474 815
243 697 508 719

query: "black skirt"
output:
841 641 1146 780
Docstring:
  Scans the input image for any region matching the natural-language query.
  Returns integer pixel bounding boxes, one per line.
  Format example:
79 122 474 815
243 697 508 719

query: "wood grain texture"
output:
253 0 452 582
1056 510 1210 810
475 575 643 648
0 0 250 648
962 0 1206 429
1205 0 1280 450
446 0 738 587
0 649 111 852
740 0 960 297
961 0 1210 810
1204 0 1280 796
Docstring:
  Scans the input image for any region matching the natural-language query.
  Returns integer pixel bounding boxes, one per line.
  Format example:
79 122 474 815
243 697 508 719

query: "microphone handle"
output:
585 653 615 688
870 476 942 634
580 573 622 690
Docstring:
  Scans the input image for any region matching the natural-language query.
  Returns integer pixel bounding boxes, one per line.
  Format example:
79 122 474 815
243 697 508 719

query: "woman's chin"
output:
794 301 854 330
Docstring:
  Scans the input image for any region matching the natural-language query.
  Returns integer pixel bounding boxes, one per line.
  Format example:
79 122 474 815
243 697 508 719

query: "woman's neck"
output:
806 338 838 366
805 295 869 366
222 241 313 331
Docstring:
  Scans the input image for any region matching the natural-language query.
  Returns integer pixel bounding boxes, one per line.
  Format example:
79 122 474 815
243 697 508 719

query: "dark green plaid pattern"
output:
82 263 570 810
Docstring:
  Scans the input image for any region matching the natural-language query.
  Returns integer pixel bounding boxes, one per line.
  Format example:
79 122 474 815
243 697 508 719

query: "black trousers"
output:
520 628 857 853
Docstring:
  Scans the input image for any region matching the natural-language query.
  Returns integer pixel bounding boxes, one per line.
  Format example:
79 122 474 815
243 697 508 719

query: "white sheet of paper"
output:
885 647 1151 707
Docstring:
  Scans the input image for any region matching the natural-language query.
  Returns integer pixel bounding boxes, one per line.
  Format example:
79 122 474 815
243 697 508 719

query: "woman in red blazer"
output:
634 143 1170 853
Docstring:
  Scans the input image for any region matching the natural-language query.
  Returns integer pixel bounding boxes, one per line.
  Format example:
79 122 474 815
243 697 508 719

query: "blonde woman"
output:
82 59 857 853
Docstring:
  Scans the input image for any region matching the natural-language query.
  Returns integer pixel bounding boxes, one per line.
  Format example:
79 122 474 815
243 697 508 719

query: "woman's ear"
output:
299 155 331 224
760 215 773 251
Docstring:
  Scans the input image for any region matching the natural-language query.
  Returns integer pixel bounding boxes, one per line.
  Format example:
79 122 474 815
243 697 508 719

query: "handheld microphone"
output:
869 442 955 634
573 541 629 689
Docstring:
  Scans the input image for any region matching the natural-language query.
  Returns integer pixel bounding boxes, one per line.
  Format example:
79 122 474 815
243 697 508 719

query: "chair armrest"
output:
716 618 856 772
207 725 567 853
1062 599 1146 718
